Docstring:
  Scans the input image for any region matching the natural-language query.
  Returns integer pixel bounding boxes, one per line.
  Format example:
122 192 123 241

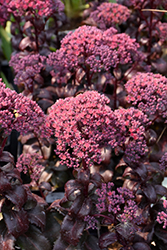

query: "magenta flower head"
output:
90 2 131 30
0 0 10 26
157 199 167 229
125 72 167 122
8 0 64 18
114 107 148 164
47 25 142 85
156 21 167 44
16 153 44 184
47 91 123 168
9 53 46 90
0 79 50 138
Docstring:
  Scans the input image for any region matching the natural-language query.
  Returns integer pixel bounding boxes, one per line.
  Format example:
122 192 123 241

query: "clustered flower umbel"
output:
47 91 122 168
159 152 167 172
90 2 131 30
47 91 148 168
125 72 167 123
9 53 46 90
0 79 50 138
47 25 143 84
156 21 167 44
7 0 64 18
157 200 167 229
114 107 148 165
0 0 10 26
16 153 44 184
96 182 142 224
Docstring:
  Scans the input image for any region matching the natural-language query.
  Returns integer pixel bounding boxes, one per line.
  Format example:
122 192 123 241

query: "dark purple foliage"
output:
1 0 167 249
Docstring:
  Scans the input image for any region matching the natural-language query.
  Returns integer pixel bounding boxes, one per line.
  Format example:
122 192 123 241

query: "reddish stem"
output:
0 137 8 157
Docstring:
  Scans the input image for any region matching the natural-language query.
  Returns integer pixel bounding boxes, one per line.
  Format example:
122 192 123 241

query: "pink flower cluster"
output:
0 79 50 138
16 153 44 183
157 200 167 229
114 107 148 164
47 25 142 84
159 152 167 171
90 2 131 30
125 72 167 123
0 0 10 26
8 0 64 18
47 91 123 168
47 91 148 168
96 182 142 224
156 21 167 44
9 53 46 90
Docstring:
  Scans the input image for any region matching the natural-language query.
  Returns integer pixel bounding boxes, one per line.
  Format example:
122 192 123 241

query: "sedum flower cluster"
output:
47 91 122 168
16 153 44 183
90 2 131 30
47 91 148 168
96 182 142 225
47 25 143 84
157 200 167 229
0 79 50 138
125 72 167 123
7 0 64 18
0 0 10 26
9 53 46 90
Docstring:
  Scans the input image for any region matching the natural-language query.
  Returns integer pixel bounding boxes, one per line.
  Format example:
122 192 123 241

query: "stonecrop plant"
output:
0 0 167 250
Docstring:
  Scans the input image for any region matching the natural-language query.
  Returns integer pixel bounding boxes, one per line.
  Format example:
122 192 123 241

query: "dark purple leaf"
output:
154 226 167 244
135 164 147 181
1 163 14 172
43 212 61 245
5 185 27 209
145 129 157 146
142 183 157 203
19 37 36 51
78 197 92 217
61 215 85 246
77 169 90 184
37 99 54 112
23 185 37 210
11 35 22 50
3 208 29 238
113 67 122 80
6 169 22 184
70 219 85 246
84 235 101 250
39 182 52 191
99 231 117 248
0 233 15 250
0 172 12 194
90 173 102 187
53 236 69 250
65 180 82 201
16 225 51 250
70 195 84 215
154 185 167 197
32 193 48 207
116 222 135 240
27 204 45 230
0 151 15 165
151 58 167 74
133 242 151 250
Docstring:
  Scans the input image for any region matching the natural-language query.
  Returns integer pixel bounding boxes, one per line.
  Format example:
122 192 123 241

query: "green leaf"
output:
0 22 12 61
63 0 89 18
